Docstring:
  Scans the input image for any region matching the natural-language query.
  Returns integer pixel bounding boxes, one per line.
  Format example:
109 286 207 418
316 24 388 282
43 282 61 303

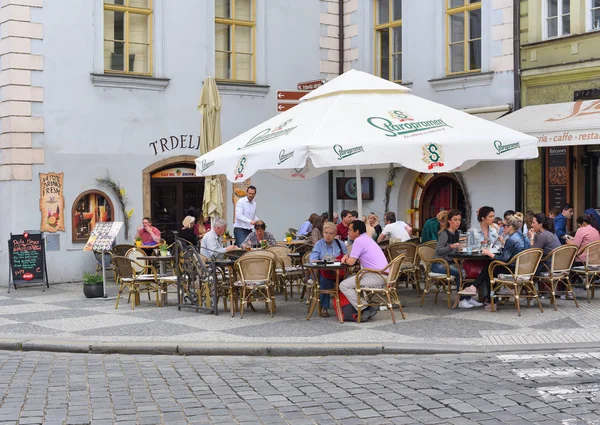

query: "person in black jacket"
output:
179 216 198 245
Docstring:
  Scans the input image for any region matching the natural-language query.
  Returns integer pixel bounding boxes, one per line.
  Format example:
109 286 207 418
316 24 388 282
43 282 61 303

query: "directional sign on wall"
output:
297 79 325 91
276 91 308 101
277 103 298 112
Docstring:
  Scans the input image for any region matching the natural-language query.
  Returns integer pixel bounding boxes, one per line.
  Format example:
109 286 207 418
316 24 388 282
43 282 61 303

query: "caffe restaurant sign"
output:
149 135 201 155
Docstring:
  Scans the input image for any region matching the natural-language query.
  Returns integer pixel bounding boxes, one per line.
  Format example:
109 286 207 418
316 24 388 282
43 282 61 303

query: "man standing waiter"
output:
233 185 258 246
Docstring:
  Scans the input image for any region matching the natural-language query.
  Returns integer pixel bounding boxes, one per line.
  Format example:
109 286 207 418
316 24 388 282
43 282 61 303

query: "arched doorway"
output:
150 163 204 242
410 173 467 231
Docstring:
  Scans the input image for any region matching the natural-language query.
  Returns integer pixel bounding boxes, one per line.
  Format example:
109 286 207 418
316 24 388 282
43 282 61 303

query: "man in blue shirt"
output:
554 203 574 244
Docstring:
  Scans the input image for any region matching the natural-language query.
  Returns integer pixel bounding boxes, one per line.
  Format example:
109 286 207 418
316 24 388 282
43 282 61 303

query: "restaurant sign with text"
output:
149 135 200 155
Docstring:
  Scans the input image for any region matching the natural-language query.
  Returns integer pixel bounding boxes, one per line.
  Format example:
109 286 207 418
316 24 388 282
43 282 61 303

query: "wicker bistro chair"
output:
125 247 148 274
385 242 420 295
534 245 579 310
571 240 600 302
112 256 161 310
113 244 136 257
266 245 307 301
355 254 407 323
417 245 457 309
488 248 544 316
234 252 276 318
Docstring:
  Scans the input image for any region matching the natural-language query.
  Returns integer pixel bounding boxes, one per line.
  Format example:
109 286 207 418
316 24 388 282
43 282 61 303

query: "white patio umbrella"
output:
195 70 539 216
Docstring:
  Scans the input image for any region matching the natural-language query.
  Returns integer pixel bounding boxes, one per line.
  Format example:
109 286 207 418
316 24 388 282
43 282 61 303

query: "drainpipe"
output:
329 0 345 219
513 0 524 211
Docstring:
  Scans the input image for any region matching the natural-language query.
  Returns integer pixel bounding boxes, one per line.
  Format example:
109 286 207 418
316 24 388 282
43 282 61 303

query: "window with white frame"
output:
374 0 402 83
589 0 600 31
215 0 256 82
447 0 481 75
103 0 152 75
545 0 570 38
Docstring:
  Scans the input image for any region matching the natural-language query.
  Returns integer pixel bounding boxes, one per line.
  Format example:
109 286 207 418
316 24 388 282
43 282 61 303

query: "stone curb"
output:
2 338 600 356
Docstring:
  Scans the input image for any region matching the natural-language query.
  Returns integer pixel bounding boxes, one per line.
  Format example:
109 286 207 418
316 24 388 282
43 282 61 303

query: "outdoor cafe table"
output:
449 251 496 304
303 262 349 324
138 255 175 306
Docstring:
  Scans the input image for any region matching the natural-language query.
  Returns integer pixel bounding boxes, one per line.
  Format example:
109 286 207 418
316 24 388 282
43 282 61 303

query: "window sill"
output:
91 73 171 91
428 72 494 92
217 81 270 97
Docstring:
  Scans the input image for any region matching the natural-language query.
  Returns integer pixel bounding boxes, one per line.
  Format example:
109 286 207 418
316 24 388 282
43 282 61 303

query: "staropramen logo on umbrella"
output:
238 119 298 151
334 144 365 160
422 143 445 170
367 110 451 138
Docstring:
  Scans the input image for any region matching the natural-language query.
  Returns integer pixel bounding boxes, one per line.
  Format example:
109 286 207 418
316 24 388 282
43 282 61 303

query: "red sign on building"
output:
297 79 326 91
276 91 308 101
277 103 298 112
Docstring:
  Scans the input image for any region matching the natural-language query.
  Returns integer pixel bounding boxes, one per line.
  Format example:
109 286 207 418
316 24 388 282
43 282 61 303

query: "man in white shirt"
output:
201 218 238 259
377 211 411 243
233 185 258 246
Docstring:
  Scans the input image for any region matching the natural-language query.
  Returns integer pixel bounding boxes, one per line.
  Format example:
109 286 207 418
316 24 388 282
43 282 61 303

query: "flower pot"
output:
135 240 142 247
286 236 292 243
160 250 168 257
83 283 104 298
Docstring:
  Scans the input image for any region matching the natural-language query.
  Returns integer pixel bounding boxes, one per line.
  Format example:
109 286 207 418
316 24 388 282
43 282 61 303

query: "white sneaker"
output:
560 293 574 300
468 298 483 307
458 299 474 309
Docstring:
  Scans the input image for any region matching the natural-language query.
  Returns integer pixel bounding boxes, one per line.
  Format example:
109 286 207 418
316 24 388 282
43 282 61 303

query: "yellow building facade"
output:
518 0 600 217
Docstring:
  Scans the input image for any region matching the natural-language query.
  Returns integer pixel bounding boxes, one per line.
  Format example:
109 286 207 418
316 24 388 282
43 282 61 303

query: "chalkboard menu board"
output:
8 232 48 288
546 147 571 212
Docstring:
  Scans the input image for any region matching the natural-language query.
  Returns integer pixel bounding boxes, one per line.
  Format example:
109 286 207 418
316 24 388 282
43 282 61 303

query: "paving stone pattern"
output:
2 283 600 347
2 350 600 424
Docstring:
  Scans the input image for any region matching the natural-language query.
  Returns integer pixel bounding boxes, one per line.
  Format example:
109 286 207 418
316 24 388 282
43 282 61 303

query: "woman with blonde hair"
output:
366 213 383 240
180 216 198 244
461 212 531 310
362 215 377 240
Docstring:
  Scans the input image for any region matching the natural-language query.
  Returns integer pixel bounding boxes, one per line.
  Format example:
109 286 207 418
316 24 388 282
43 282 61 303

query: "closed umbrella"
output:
198 76 223 220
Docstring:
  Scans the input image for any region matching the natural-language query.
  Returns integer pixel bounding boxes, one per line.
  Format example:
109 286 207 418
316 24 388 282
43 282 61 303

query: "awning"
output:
463 104 511 121
496 100 600 147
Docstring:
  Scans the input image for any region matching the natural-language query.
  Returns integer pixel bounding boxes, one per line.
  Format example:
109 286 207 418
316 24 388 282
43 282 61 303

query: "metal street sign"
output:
276 90 307 101
276 103 298 112
297 79 325 91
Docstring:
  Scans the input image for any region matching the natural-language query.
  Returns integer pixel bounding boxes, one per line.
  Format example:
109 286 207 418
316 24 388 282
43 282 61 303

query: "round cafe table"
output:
449 250 497 306
303 262 349 323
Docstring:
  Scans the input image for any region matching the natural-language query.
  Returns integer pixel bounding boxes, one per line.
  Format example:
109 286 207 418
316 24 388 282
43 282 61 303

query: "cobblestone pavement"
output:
3 282 600 348
2 349 600 424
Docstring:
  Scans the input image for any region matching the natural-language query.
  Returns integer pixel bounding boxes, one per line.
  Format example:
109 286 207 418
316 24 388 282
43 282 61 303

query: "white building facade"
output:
0 0 520 285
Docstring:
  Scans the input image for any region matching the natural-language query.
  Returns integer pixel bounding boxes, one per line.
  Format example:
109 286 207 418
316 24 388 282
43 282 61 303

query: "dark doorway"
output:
421 175 466 230
150 167 204 243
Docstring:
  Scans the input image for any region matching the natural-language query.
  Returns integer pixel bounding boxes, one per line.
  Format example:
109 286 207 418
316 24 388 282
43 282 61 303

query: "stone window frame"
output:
542 0 571 40
91 0 170 91
446 0 483 76
374 0 403 83
72 190 115 243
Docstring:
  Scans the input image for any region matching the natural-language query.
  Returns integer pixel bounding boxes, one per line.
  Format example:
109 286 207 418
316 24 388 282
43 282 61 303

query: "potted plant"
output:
285 232 293 243
224 229 231 239
135 236 142 247
83 272 104 298
159 242 169 257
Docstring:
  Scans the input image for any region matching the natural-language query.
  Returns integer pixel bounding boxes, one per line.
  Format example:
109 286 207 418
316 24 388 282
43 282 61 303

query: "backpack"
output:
334 291 358 322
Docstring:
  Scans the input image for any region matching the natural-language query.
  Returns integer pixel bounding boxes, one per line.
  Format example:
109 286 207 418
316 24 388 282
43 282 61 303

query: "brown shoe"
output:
320 308 330 317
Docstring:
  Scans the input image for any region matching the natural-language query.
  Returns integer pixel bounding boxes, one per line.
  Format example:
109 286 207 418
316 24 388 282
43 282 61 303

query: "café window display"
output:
72 190 114 242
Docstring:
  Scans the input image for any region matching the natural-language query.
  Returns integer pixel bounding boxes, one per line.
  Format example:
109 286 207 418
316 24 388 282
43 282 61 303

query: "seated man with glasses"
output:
241 220 277 249
310 222 347 317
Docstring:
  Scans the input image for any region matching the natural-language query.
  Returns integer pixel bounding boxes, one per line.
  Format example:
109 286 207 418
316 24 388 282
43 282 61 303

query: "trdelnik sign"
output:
238 119 298 151
367 110 452 138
